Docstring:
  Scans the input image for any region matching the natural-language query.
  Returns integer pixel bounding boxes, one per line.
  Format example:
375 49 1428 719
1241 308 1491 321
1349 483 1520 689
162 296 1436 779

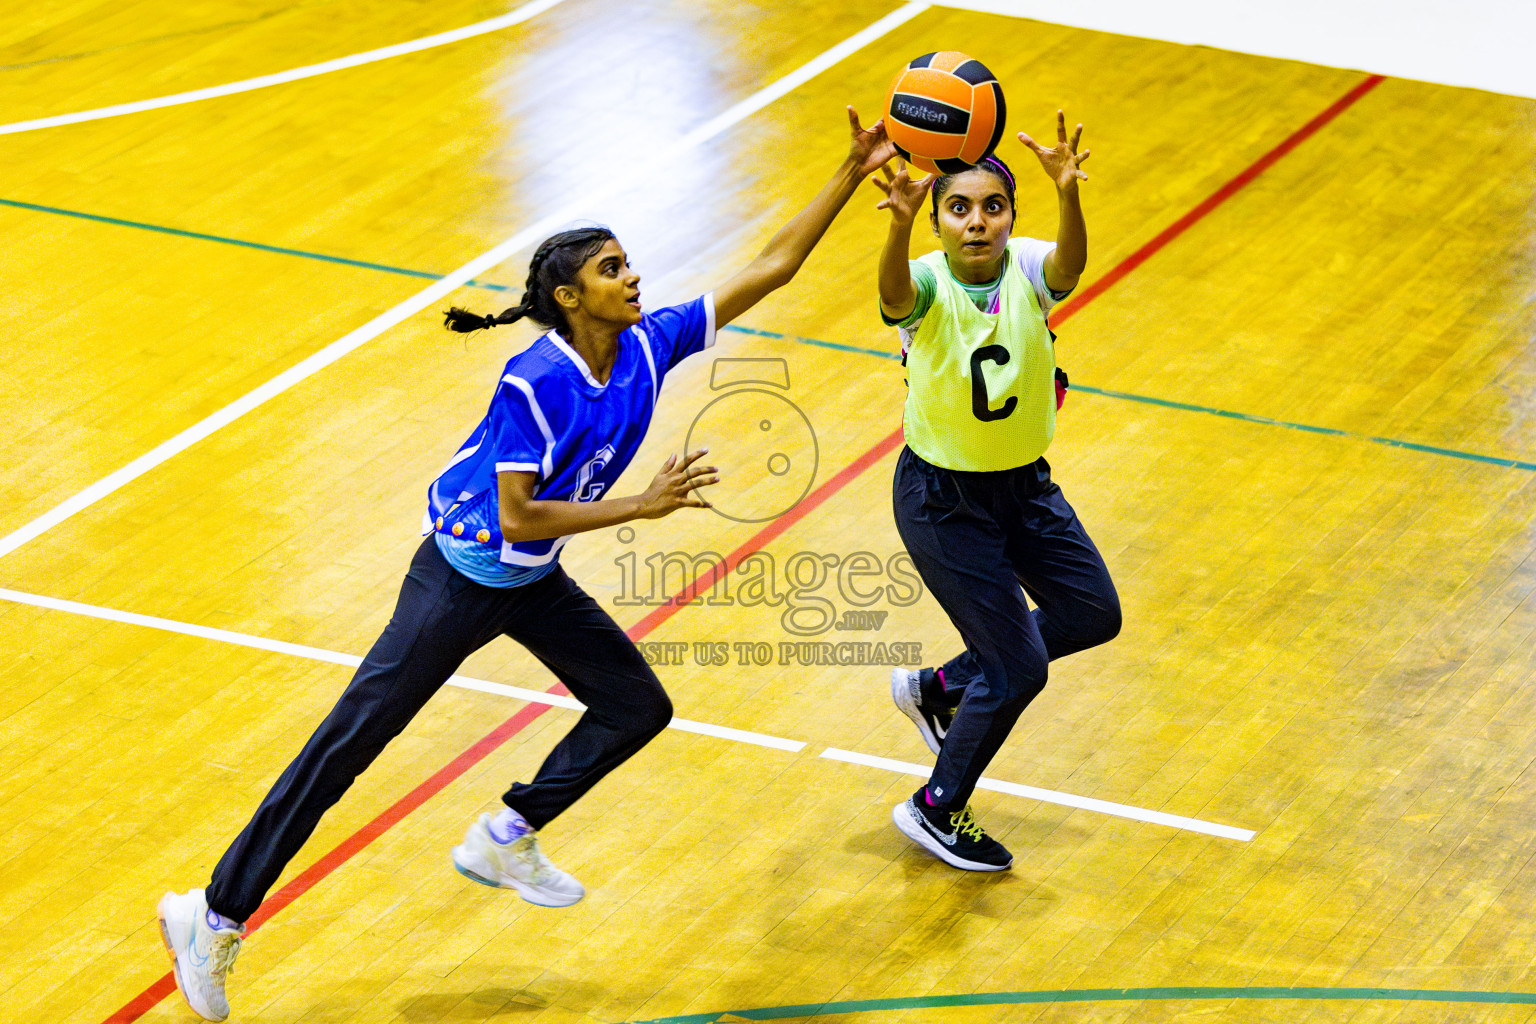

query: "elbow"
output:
1046 263 1083 293
499 510 530 544
757 255 798 292
879 289 914 322
1057 255 1087 284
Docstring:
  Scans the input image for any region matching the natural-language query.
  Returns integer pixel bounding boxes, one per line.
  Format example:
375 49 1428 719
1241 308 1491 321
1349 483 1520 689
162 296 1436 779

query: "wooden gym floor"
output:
3 1 1536 1021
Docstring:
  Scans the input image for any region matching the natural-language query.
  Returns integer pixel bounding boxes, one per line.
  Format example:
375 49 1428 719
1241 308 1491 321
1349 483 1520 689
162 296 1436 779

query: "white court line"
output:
0 1 930 564
0 0 570 137
820 747 1255 841
0 587 800 752
0 586 1252 837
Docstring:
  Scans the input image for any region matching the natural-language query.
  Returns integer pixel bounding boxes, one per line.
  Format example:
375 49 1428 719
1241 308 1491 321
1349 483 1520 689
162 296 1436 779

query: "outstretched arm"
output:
871 158 935 321
713 107 896 327
498 451 718 543
1019 109 1090 294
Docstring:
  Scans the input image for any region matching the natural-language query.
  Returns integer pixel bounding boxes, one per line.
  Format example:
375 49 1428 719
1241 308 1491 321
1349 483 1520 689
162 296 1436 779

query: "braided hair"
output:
930 154 1016 227
443 226 616 335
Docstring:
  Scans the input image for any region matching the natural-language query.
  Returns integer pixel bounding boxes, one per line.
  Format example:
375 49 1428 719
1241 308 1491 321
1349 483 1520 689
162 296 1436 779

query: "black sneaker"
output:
890 668 954 755
892 793 1012 871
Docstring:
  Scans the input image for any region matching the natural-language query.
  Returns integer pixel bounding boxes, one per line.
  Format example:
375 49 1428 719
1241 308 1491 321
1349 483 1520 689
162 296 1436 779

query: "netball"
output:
883 51 1006 173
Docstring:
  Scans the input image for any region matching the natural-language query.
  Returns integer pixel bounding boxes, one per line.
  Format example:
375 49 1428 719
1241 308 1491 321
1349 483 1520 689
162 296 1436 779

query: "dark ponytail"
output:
443 226 616 335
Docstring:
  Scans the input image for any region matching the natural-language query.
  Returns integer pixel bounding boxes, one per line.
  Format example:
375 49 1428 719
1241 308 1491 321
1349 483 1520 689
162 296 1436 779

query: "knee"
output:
641 689 674 738
1005 664 1048 706
982 649 1048 707
1091 598 1122 647
1064 594 1121 652
624 672 672 740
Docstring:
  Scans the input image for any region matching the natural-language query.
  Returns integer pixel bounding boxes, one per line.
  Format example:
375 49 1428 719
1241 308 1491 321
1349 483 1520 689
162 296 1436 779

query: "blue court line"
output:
8 194 1530 474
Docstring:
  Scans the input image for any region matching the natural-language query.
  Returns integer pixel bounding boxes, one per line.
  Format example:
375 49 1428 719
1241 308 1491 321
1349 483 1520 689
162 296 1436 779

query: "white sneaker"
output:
891 667 951 756
156 889 244 1022
451 813 585 908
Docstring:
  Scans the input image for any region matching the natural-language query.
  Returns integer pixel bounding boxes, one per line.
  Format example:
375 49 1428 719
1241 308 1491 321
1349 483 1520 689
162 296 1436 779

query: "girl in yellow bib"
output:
873 112 1121 871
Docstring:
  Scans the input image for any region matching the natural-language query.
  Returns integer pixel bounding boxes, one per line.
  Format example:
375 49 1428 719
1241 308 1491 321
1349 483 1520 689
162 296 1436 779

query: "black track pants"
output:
893 447 1120 814
206 538 670 922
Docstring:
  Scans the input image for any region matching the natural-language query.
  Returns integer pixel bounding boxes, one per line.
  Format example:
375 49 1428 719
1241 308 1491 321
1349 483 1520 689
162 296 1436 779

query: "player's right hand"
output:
871 158 935 226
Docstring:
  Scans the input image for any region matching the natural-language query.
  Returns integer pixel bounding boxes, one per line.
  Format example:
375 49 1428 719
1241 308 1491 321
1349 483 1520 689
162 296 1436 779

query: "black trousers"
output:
893 447 1121 813
206 537 671 922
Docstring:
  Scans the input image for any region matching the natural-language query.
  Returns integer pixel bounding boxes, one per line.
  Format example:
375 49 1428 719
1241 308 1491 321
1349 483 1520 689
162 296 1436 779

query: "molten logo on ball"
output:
894 99 955 126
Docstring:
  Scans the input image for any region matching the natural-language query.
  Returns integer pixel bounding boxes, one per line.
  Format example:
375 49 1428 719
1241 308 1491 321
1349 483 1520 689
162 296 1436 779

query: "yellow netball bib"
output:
902 238 1056 471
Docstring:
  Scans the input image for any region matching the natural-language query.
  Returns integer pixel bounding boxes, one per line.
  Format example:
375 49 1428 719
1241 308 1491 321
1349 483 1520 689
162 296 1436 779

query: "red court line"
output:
626 427 908 633
1050 73 1385 328
103 72 1381 1024
107 701 561 1024
114 431 914 1023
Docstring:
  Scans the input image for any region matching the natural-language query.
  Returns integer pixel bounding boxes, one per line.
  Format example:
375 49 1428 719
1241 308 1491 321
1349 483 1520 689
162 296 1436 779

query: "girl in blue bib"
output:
159 109 898 1021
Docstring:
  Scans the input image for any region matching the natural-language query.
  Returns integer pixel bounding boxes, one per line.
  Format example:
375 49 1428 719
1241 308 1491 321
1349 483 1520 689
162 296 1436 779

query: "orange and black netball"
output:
883 51 1006 174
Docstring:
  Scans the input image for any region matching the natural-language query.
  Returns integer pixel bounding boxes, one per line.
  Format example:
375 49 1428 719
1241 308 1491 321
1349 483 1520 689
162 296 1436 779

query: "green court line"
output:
0 197 511 291
1069 385 1536 472
719 323 895 360
719 328 1536 473
9 194 1531 475
618 985 1536 1022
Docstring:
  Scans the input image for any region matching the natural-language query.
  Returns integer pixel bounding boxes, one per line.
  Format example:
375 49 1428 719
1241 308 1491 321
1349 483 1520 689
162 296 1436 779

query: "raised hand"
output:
870 157 936 226
847 105 899 178
637 449 718 518
1018 109 1090 191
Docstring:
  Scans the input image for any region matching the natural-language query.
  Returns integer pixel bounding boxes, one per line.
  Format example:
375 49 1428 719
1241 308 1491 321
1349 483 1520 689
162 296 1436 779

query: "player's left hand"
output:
1019 110 1090 191
847 106 898 177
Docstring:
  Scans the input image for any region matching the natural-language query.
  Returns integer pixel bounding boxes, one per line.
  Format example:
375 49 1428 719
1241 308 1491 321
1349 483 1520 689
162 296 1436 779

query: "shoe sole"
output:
891 802 1012 872
156 893 229 1023
155 900 185 997
451 846 584 908
890 668 942 756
